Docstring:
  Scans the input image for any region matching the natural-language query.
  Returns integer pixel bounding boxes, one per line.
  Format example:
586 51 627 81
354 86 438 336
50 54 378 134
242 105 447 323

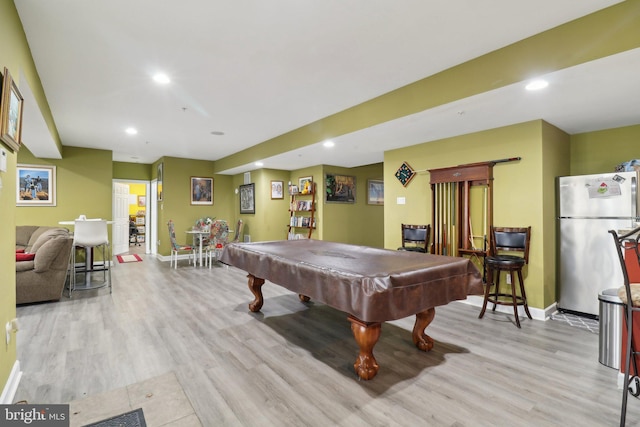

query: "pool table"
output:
220 239 483 380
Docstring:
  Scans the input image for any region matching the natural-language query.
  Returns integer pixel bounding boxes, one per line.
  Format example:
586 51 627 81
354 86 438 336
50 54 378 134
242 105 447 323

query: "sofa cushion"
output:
34 237 72 273
30 228 70 254
16 225 41 248
16 260 35 272
16 253 35 262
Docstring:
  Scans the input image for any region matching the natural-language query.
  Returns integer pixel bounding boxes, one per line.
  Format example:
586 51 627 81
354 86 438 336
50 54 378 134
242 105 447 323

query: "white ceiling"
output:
14 0 638 174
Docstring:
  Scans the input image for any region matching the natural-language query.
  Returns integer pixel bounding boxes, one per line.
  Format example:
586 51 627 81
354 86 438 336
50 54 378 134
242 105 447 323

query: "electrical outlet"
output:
506 274 512 285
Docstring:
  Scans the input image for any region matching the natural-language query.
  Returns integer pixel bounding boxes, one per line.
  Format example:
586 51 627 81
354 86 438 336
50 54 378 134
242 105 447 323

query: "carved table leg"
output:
247 274 265 312
412 308 436 351
348 316 381 380
298 294 310 302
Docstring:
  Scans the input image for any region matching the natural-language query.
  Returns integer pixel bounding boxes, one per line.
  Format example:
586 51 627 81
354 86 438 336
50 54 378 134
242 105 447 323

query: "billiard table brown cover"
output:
220 240 483 322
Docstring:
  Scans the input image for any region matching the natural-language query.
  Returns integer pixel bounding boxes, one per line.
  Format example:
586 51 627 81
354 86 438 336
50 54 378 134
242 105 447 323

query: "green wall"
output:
0 0 62 393
154 157 234 256
113 161 152 181
570 124 640 175
16 147 113 226
321 163 384 247
385 120 562 310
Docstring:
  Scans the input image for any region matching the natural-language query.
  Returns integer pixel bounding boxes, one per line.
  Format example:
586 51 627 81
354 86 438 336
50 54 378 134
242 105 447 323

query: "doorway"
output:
112 179 151 255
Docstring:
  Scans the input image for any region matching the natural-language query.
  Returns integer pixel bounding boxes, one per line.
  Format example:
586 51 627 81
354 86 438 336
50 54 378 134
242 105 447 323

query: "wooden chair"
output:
231 219 244 243
398 224 430 253
478 226 532 328
609 226 640 426
167 220 196 269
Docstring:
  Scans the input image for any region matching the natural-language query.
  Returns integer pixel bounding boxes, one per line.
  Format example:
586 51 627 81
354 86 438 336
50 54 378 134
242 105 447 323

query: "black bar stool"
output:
479 226 532 328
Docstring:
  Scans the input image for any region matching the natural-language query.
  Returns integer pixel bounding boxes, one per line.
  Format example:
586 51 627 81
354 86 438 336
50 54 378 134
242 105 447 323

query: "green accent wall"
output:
570 124 640 175
384 120 569 310
113 161 152 181
154 157 235 257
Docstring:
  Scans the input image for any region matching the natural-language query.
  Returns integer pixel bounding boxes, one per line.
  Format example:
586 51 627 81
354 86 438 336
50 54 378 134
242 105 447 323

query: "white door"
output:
112 182 130 255
150 180 158 255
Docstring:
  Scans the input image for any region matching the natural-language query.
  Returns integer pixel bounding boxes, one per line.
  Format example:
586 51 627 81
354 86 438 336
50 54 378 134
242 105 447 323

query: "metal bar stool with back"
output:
610 226 640 426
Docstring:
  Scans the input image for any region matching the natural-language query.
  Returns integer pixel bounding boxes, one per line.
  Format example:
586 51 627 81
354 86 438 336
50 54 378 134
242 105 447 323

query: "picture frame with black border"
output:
240 183 255 214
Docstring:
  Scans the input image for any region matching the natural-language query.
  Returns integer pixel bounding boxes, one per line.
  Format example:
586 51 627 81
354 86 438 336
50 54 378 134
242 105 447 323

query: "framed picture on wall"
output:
137 195 146 207
367 179 384 205
0 67 24 152
325 173 356 203
239 183 255 214
298 176 313 194
16 164 56 206
157 162 163 201
271 180 284 199
190 177 213 205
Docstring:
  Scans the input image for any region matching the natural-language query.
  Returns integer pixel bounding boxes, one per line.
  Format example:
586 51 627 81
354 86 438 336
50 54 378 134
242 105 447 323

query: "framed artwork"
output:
157 162 163 201
137 195 146 207
239 183 255 214
0 67 24 152
190 176 213 205
271 180 284 199
298 176 313 194
16 164 56 206
325 173 356 203
367 179 384 205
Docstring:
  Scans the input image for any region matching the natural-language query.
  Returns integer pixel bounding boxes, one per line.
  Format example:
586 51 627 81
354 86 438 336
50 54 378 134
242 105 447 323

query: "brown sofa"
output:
16 226 73 304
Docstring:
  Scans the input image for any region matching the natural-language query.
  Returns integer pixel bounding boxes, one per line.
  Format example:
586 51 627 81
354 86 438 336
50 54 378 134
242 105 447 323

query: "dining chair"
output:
167 220 196 269
69 219 112 297
397 224 430 253
232 219 244 243
205 220 230 268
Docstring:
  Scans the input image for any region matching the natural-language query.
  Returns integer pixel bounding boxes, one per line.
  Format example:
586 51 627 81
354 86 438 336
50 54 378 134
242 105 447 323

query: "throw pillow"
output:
16 253 36 262
16 249 25 253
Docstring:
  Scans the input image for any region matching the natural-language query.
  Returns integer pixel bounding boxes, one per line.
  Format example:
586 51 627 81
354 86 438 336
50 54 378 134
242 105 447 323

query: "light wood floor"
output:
14 254 640 426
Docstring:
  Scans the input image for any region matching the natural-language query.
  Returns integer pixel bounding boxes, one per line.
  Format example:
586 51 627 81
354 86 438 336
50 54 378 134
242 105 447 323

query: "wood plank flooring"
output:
14 255 640 426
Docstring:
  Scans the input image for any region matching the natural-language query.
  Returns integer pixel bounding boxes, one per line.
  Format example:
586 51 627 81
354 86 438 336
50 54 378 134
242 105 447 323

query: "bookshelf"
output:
287 182 316 240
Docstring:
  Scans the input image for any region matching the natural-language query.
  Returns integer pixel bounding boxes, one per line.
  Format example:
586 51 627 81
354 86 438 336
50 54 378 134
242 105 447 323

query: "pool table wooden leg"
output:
412 307 435 351
348 316 381 380
247 274 265 312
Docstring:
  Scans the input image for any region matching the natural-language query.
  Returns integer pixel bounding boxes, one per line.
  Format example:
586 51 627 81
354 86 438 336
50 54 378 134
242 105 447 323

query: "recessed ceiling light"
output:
525 79 548 91
211 131 225 136
125 127 138 135
255 161 264 167
153 73 170 84
323 140 335 148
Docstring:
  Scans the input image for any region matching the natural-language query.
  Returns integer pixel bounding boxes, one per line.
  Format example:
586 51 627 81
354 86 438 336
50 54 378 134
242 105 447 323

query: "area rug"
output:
83 408 146 427
117 254 143 264
551 311 599 334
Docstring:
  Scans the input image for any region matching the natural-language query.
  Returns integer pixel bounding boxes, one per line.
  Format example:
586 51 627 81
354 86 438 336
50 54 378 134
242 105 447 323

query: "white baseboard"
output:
460 295 557 321
0 361 22 404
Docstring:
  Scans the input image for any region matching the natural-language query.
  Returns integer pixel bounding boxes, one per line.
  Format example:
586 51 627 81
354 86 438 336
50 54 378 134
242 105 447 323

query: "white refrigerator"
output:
557 171 638 316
